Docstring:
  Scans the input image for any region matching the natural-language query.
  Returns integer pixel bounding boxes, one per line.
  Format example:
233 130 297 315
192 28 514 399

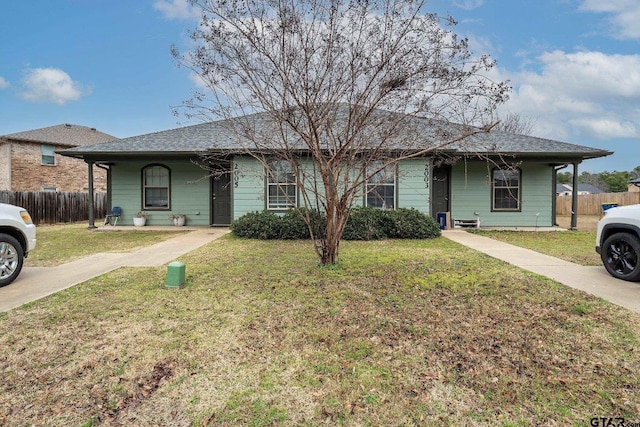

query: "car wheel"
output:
601 232 640 282
0 234 24 287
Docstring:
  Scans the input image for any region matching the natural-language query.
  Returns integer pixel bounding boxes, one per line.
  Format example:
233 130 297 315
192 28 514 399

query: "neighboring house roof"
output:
556 184 604 194
630 178 640 185
60 108 612 162
1 123 116 147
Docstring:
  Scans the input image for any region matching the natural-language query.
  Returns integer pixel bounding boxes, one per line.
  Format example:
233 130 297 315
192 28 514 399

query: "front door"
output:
431 165 450 217
211 169 232 225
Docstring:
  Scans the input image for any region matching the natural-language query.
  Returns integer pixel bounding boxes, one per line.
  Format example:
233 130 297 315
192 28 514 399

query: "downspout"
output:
570 161 581 230
87 160 96 229
553 164 569 226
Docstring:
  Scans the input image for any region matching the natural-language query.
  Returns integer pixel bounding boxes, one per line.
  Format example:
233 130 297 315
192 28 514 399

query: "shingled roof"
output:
2 123 116 147
59 108 612 161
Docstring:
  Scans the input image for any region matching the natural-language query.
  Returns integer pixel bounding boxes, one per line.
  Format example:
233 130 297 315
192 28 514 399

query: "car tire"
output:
0 233 24 287
601 232 640 282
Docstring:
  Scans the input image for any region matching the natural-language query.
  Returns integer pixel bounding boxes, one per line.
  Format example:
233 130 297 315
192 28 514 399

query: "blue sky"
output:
1 0 638 173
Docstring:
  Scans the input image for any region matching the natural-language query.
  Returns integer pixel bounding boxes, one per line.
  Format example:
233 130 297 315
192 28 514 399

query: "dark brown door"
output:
212 171 232 225
431 165 450 217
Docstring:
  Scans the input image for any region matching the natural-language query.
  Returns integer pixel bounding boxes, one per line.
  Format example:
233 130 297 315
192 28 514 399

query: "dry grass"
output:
1 236 639 426
27 223 187 267
555 215 601 232
475 215 602 266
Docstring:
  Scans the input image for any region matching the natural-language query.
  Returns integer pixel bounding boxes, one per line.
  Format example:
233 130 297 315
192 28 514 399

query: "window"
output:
43 187 57 192
267 160 297 210
366 163 396 209
41 145 55 165
142 164 170 209
492 167 520 211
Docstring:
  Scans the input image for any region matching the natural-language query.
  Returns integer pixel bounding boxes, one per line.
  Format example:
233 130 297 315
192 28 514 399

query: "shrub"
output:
342 207 392 240
280 208 327 239
387 208 441 239
230 211 282 239
232 207 440 240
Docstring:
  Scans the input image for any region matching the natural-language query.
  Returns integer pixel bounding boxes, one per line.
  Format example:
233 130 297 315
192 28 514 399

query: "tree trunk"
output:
321 223 340 265
320 198 345 265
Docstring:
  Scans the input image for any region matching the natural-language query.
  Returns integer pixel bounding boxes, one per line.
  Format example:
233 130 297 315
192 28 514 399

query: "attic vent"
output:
64 123 72 128
91 128 96 131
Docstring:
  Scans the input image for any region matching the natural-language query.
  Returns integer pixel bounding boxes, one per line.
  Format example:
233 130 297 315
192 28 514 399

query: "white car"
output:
0 203 37 286
596 204 640 281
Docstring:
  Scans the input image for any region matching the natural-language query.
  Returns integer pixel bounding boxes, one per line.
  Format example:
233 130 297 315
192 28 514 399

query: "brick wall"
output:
9 141 107 192
0 143 10 190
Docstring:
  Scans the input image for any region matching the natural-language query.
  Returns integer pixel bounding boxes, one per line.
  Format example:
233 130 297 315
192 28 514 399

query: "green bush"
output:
231 209 327 240
230 211 282 239
342 207 392 240
387 208 441 239
232 207 440 240
280 208 327 239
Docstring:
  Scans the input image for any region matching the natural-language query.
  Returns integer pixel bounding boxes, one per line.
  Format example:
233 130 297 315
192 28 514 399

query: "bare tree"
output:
494 113 536 135
174 0 510 264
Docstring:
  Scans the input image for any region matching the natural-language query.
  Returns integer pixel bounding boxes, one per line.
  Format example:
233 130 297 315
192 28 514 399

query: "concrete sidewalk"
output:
443 230 640 314
4 227 639 314
0 227 230 312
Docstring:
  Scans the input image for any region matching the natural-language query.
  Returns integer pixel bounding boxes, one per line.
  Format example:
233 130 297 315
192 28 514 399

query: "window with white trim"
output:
267 160 297 210
142 164 170 209
366 163 396 209
492 167 520 211
41 145 55 165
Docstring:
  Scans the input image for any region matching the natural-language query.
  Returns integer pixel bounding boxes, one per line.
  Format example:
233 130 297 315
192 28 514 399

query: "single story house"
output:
60 109 611 229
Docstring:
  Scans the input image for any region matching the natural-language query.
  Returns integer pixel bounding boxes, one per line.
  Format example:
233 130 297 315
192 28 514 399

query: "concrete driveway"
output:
443 230 640 314
0 227 229 312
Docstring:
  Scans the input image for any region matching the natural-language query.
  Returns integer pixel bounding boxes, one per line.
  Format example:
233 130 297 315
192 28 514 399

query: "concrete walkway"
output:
0 227 230 312
443 229 640 314
3 227 639 315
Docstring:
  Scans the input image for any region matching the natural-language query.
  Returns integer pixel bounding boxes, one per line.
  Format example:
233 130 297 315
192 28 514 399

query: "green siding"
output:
232 156 432 217
110 156 553 227
398 158 430 214
111 160 211 226
232 156 265 219
450 161 554 227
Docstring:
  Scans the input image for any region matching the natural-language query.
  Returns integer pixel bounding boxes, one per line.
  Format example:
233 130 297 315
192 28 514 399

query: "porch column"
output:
570 161 580 230
87 160 96 229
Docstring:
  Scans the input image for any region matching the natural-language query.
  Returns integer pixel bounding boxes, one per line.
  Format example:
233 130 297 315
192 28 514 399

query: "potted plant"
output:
169 214 187 226
133 211 150 227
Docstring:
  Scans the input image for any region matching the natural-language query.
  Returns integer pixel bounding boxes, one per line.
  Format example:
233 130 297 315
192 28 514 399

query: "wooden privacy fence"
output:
0 191 107 224
556 192 640 215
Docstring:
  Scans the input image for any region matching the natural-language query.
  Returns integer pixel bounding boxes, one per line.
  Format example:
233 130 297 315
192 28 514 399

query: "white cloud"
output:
0 76 9 89
569 117 638 139
20 68 88 105
452 0 484 10
153 0 199 20
189 71 208 90
497 50 640 140
579 0 640 39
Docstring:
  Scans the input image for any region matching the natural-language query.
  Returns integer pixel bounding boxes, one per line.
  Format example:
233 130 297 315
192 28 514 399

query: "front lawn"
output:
27 223 187 266
473 229 600 266
1 236 638 425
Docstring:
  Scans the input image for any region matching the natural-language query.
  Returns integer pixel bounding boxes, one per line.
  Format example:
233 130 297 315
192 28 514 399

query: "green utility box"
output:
165 261 186 289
